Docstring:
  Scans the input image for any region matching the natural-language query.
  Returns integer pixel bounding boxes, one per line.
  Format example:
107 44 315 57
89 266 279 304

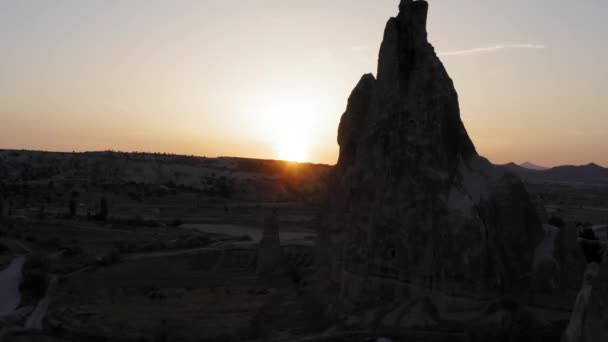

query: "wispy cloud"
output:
439 43 546 57
348 44 374 52
312 49 349 69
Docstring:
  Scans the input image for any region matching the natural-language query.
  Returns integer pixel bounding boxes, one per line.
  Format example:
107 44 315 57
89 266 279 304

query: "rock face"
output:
562 240 608 342
323 0 544 313
581 256 608 342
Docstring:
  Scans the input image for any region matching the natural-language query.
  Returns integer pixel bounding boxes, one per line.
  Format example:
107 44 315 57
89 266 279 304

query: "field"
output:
527 183 608 225
2 150 608 341
0 151 327 341
49 249 325 341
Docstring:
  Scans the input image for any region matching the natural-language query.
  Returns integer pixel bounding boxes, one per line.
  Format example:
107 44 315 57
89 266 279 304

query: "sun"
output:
277 139 308 163
255 93 319 163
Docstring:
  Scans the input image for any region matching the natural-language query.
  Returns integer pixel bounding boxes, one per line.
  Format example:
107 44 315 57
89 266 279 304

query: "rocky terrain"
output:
0 149 330 206
520 162 550 171
502 162 608 188
562 232 607 342
0 151 328 341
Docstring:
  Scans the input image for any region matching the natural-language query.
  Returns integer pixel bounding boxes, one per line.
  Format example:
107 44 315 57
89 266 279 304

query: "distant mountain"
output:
0 149 332 202
500 162 608 188
503 162 532 174
520 162 549 170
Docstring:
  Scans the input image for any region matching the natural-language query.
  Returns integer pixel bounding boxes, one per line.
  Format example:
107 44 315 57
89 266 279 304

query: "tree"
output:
99 197 108 221
68 190 80 218
38 204 46 220
548 216 565 229
69 198 77 218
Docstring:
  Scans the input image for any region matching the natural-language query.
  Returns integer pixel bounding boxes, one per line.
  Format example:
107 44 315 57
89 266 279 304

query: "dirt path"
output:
0 256 26 315
124 246 223 261
182 223 316 243
25 276 59 330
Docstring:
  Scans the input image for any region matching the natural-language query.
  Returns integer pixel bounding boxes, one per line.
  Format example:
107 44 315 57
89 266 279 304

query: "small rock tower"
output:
256 208 287 276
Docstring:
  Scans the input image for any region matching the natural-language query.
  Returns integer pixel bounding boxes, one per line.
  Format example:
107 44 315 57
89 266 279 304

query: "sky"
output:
0 0 606 166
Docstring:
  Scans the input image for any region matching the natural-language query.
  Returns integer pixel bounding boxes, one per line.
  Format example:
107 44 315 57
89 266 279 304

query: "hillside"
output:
0 149 331 227
502 162 608 188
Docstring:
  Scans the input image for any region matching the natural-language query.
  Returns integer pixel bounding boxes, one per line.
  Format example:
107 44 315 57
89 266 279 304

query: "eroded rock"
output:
257 209 287 276
322 0 544 315
563 236 608 342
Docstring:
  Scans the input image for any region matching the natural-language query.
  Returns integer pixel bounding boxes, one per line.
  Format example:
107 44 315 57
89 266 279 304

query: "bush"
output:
98 248 120 265
20 270 49 298
548 216 565 228
37 237 62 249
580 238 605 264
140 241 168 252
24 253 50 273
69 198 77 218
99 197 109 220
0 242 8 253
115 242 137 253
64 245 84 258
175 235 210 249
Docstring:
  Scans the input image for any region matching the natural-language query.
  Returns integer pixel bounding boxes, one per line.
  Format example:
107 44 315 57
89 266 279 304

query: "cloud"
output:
439 43 546 57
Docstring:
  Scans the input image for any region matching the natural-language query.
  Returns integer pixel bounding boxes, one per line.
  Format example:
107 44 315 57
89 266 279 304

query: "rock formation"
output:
579 255 608 342
562 236 607 342
257 209 287 276
322 0 544 319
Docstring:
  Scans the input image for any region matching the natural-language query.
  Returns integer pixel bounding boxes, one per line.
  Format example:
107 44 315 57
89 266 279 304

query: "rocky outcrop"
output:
562 237 607 342
580 255 608 341
257 210 287 276
323 0 544 317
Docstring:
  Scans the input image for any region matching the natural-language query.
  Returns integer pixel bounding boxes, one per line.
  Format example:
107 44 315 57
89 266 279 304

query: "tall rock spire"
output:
323 0 544 319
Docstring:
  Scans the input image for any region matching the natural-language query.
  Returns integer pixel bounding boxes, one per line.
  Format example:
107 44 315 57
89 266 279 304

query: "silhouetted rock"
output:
562 243 607 342
501 162 608 188
322 0 544 317
581 254 608 341
520 162 549 171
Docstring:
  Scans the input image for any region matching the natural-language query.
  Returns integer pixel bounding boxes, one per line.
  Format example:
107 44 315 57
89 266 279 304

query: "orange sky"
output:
1 0 606 167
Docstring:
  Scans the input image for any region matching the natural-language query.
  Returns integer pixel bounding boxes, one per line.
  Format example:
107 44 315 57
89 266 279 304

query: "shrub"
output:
548 216 565 228
580 238 604 264
24 253 50 273
20 270 49 298
99 197 108 220
115 242 137 253
64 245 84 258
140 241 167 252
68 198 77 218
0 241 8 253
98 248 120 265
175 235 210 249
37 237 62 249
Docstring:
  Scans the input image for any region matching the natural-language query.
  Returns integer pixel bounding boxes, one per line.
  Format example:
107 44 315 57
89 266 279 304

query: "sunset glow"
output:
277 139 309 163
0 1 607 166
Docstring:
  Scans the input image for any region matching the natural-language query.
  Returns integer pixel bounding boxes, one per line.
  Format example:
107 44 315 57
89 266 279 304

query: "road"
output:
0 256 26 316
25 275 59 330
124 246 223 261
181 223 316 244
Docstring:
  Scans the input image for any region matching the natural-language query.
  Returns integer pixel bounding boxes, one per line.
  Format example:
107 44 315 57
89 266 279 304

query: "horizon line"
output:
1 147 605 169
